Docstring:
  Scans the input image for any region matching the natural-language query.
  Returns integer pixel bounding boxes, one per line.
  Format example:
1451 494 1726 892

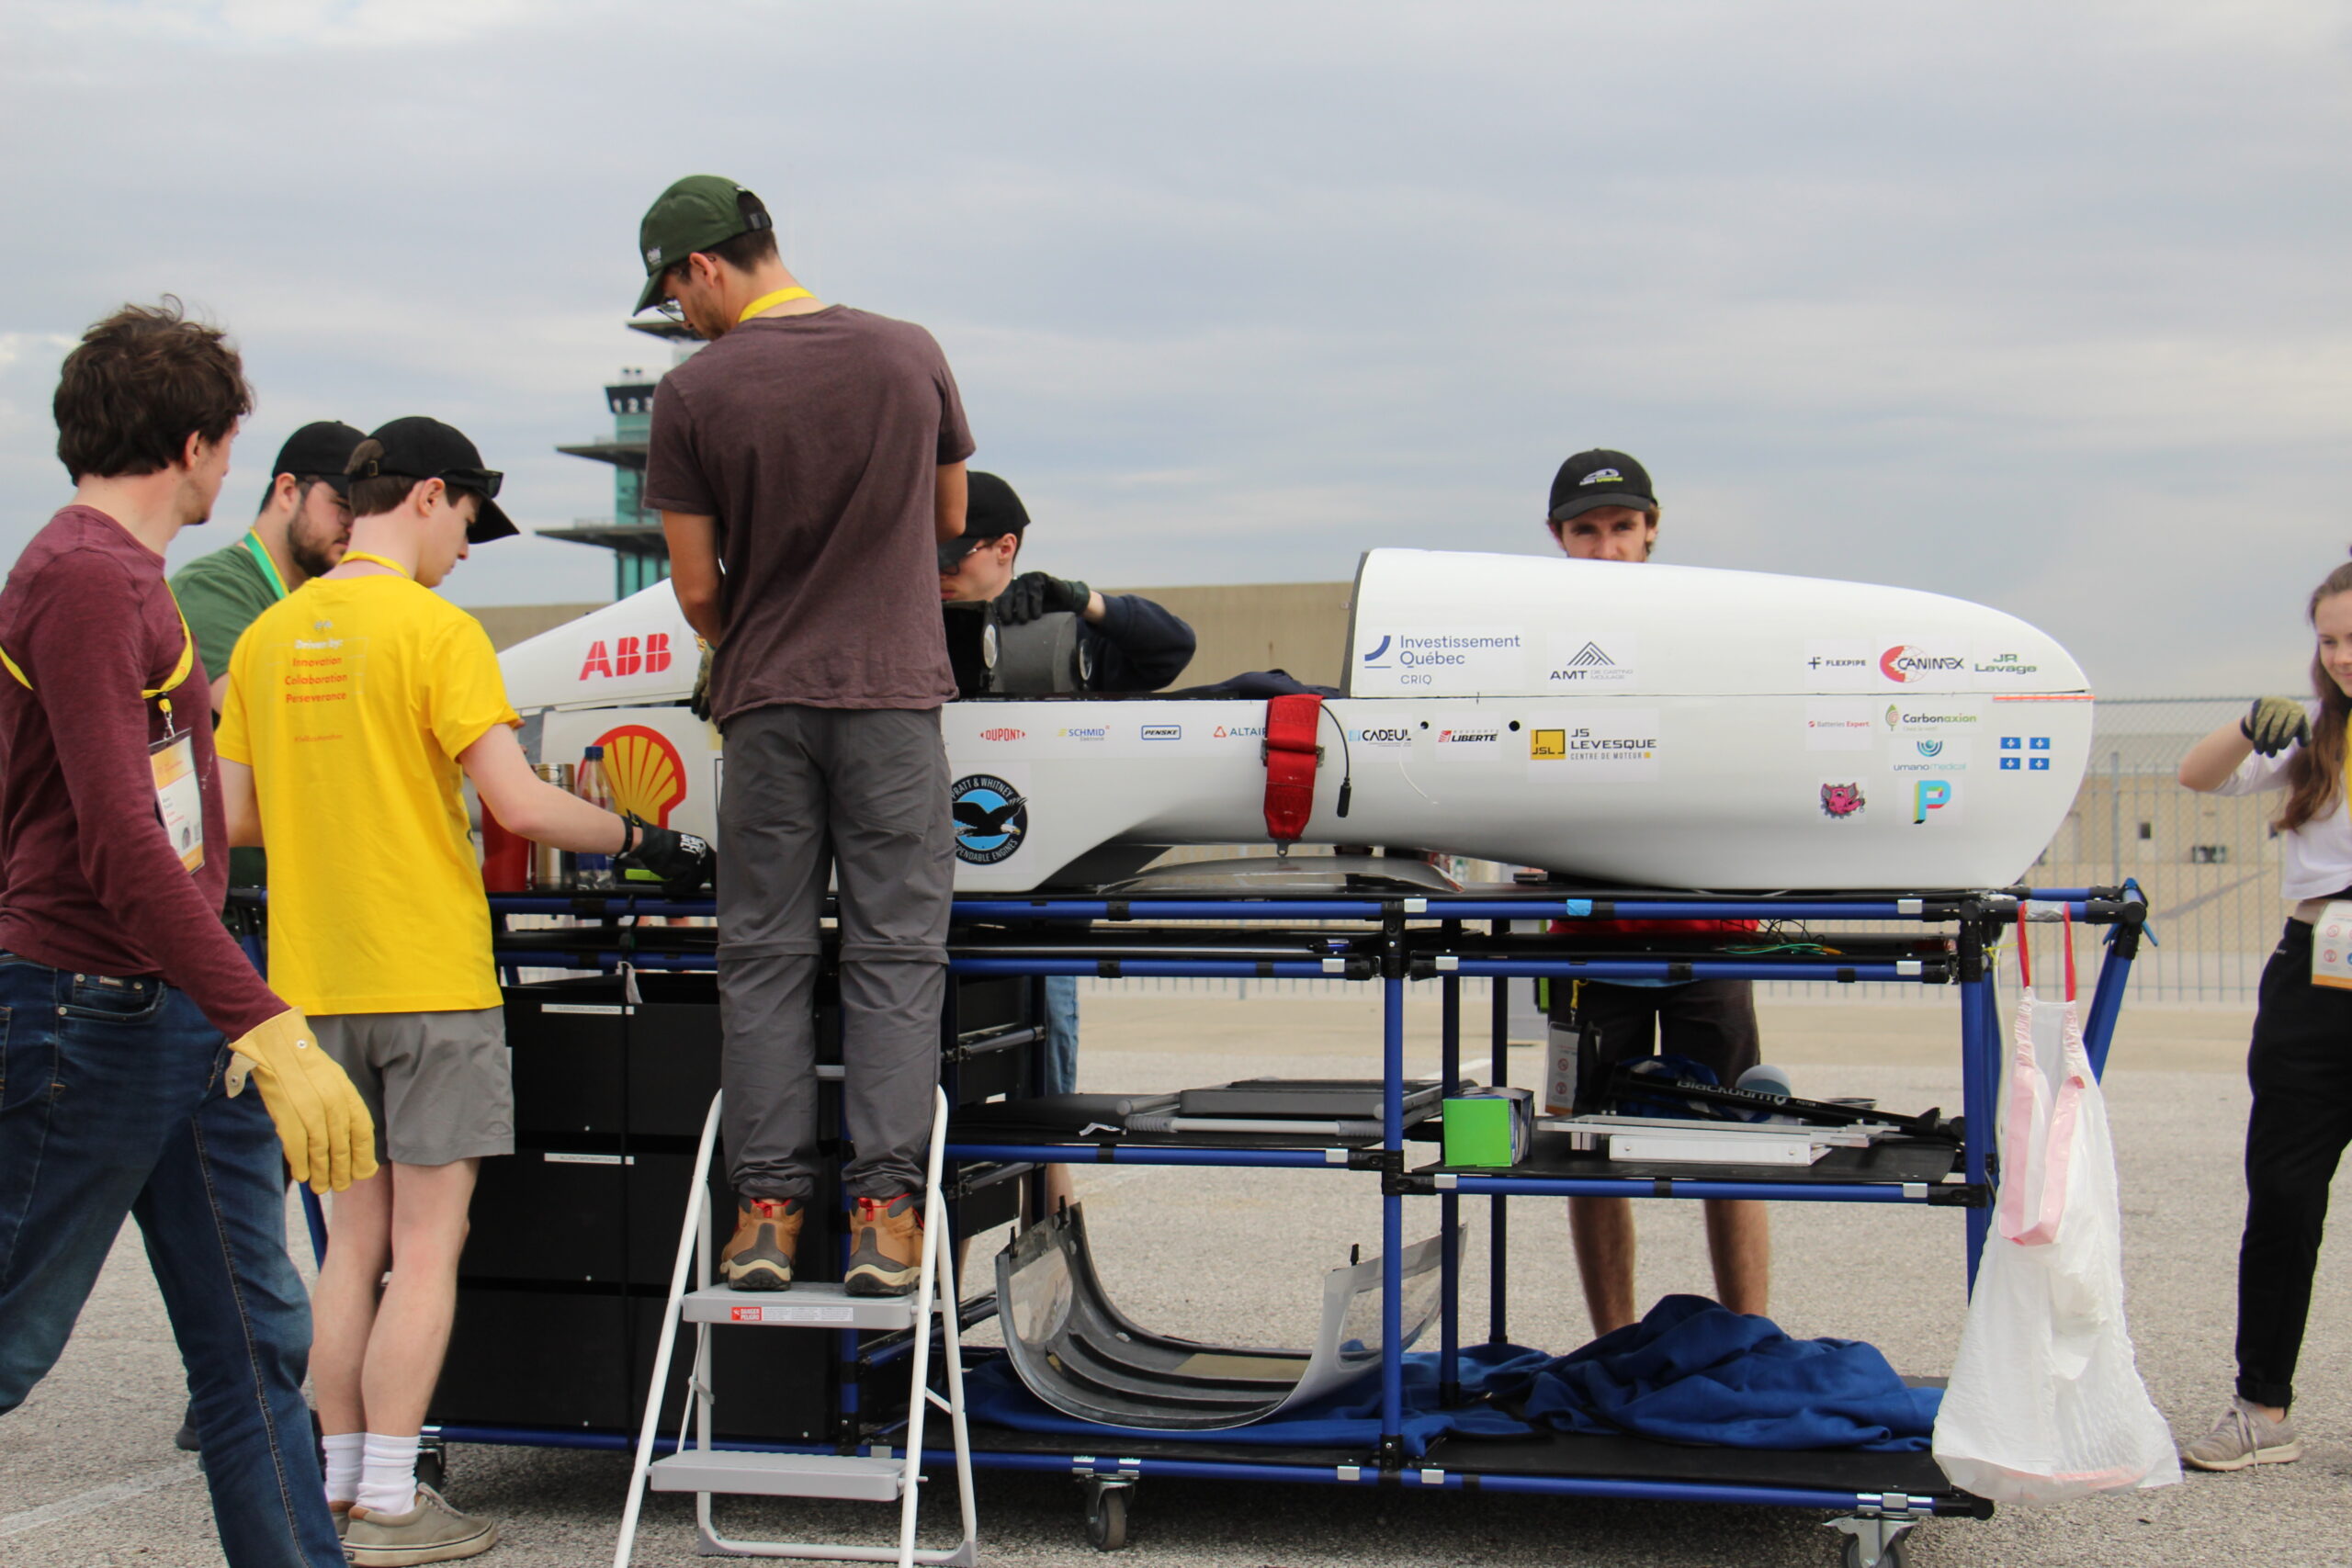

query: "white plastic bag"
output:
1932 911 2180 1505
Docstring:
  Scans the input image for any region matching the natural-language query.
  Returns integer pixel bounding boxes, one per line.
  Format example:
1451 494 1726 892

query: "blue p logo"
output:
1914 778 1952 824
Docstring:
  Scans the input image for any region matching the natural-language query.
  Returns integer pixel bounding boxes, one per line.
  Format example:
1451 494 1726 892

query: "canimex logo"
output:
1879 646 1966 684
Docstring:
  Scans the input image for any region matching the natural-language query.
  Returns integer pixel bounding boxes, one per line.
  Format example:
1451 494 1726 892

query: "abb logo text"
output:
578 633 673 681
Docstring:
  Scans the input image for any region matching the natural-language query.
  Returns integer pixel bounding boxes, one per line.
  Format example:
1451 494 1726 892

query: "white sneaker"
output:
342 1482 498 1564
2181 1397 2302 1472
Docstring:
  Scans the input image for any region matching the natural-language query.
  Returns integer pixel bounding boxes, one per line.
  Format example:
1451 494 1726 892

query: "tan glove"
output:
224 1009 379 1193
2242 696 2312 759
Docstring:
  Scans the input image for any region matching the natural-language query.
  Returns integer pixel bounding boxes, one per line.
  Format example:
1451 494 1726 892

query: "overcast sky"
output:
2 0 2345 696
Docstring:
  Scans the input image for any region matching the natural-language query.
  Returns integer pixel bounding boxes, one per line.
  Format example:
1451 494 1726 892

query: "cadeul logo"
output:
1821 782 1865 819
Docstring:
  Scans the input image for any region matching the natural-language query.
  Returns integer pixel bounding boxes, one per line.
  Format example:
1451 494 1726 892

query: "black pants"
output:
1554 978 1762 1086
2235 919 2352 1409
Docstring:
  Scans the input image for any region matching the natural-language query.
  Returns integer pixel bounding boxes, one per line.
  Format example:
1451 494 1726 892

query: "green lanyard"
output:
242 531 289 601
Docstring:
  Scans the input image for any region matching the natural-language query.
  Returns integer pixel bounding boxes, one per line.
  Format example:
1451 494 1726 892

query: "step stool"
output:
613 1089 978 1566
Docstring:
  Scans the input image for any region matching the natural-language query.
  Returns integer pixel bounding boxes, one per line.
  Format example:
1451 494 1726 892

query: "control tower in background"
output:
539 319 697 600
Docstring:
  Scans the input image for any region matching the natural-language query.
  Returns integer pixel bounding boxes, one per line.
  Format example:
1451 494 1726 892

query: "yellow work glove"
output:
223 1009 379 1193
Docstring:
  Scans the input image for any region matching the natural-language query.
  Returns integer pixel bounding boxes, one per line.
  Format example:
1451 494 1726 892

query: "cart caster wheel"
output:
1841 1539 1906 1568
414 1444 447 1495
1083 1483 1129 1551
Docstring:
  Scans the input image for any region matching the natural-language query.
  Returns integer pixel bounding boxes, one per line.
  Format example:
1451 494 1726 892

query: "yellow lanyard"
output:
340 551 413 580
739 287 814 323
242 530 290 600
0 585 198 733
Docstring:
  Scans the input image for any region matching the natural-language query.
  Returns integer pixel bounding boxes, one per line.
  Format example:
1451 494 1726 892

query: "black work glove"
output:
990 571 1091 627
2242 696 2312 758
616 812 716 897
688 641 715 724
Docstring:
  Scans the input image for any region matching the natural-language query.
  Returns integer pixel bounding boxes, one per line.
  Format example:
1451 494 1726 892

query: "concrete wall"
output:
1099 581 1353 689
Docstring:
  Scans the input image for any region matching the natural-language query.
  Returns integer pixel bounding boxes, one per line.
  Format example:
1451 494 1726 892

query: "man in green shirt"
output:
172 422 361 891
175 421 363 715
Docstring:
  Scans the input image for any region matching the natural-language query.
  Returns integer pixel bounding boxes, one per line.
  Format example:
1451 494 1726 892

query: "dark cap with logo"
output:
1547 449 1657 523
938 471 1030 572
272 422 365 496
350 416 516 543
635 175 774 314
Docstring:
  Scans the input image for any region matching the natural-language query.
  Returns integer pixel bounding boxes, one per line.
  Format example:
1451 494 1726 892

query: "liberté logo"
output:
578 633 673 681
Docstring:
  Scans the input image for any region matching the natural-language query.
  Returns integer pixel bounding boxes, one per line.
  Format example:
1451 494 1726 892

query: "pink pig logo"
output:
1821 782 1866 819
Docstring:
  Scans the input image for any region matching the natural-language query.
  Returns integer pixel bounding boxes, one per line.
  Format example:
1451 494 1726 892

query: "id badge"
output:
150 731 205 874
2313 900 2352 989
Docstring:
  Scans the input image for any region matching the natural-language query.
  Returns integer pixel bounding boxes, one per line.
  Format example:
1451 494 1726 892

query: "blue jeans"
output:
0 955 342 1567
1042 975 1080 1096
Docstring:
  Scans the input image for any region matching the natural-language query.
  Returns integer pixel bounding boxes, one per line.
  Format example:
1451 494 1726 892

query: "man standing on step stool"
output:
1544 448 1771 1337
635 175 973 1296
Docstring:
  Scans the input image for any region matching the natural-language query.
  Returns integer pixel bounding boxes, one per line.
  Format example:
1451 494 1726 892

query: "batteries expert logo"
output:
950 774 1028 864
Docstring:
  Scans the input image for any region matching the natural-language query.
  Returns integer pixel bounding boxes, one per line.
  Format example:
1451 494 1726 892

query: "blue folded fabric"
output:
963 1340 1545 1457
1506 1294 1940 1452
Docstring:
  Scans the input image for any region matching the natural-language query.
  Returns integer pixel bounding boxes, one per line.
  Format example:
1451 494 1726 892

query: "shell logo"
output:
591 724 687 827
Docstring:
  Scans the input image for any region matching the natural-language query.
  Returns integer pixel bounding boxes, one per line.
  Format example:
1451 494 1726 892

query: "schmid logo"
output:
1880 645 1965 683
577 632 674 681
1532 728 1567 760
1914 778 1953 823
978 728 1025 742
1140 724 1182 740
1057 727 1107 741
1821 782 1865 819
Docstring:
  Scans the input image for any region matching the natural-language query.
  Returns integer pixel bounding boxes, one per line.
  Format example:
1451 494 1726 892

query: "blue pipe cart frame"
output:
335 882 2147 1554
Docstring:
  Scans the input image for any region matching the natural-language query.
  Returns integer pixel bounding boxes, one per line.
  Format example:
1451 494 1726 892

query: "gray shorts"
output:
312 1008 514 1167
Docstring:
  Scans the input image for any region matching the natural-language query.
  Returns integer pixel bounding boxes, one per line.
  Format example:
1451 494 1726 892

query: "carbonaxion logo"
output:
1880 645 1965 683
978 728 1025 741
1140 724 1182 740
577 632 674 681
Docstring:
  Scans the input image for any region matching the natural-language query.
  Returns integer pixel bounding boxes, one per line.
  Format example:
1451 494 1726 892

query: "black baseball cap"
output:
271 421 365 496
1547 449 1657 523
938 471 1029 572
350 416 516 543
635 175 774 314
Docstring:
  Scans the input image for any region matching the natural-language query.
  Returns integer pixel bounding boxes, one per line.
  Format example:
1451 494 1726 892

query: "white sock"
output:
321 1432 365 1506
356 1432 420 1517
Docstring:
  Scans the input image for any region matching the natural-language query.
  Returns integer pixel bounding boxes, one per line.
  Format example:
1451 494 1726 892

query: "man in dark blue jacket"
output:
938 472 1194 693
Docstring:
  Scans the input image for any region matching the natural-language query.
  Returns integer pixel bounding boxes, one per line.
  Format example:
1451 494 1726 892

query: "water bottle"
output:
574 745 616 889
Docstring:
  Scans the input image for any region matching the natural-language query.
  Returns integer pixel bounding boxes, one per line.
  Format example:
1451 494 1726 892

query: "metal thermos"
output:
528 762 576 890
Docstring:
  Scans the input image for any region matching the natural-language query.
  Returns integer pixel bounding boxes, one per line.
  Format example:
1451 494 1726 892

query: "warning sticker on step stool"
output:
2312 900 2352 990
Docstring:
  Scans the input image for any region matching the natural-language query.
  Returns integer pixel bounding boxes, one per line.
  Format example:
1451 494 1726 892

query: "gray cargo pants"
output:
718 705 954 1201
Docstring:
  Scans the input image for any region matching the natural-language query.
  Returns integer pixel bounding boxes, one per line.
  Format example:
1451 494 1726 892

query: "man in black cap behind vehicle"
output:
637 174 972 1297
1542 448 1772 1339
938 470 1196 694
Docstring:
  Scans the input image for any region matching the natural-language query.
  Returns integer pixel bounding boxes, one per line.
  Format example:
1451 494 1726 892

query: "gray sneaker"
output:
342 1483 498 1565
2182 1397 2302 1472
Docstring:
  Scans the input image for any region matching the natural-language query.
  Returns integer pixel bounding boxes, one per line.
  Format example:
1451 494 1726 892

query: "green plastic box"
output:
1442 1087 1532 1168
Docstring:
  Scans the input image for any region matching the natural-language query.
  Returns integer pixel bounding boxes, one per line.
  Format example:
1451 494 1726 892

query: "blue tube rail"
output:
946 1142 1356 1169
1436 1175 1952 1203
1439 958 1932 983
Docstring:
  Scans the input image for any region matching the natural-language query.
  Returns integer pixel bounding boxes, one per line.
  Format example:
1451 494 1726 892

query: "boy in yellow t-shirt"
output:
217 417 711 1564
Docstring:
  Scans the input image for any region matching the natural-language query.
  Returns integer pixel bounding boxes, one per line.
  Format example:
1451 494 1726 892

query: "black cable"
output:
1317 701 1354 817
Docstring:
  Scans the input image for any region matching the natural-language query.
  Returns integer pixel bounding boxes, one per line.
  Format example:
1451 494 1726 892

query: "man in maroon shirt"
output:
0 301 372 1568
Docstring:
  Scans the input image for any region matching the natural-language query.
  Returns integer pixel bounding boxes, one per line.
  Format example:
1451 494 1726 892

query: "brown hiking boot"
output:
844 1193 924 1296
722 1197 804 1291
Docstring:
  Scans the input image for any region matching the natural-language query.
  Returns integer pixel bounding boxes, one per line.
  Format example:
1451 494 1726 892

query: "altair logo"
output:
1880 646 1966 683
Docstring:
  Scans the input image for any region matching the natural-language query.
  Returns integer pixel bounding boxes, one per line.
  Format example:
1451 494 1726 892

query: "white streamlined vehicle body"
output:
500 549 2090 892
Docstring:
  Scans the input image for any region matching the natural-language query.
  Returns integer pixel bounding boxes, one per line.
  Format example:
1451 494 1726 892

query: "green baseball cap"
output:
635 175 772 313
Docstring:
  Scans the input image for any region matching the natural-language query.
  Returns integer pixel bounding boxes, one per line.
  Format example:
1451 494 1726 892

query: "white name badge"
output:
151 732 204 874
2313 901 2352 989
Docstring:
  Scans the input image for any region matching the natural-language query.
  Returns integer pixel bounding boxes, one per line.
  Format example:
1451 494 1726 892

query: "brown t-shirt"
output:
644 305 974 720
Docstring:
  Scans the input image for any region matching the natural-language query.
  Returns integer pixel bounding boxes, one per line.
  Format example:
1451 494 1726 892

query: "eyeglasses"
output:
652 297 687 322
937 536 987 573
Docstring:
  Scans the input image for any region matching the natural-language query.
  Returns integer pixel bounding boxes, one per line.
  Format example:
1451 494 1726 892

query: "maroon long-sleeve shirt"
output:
0 505 284 1038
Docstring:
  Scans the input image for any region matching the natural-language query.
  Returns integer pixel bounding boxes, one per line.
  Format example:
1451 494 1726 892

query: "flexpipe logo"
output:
1914 778 1953 824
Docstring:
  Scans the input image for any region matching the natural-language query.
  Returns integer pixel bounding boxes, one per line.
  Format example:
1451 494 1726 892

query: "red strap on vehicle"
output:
1261 694 1325 841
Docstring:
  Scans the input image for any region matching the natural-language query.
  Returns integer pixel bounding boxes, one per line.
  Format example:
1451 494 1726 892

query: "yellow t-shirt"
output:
218 575 519 1015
